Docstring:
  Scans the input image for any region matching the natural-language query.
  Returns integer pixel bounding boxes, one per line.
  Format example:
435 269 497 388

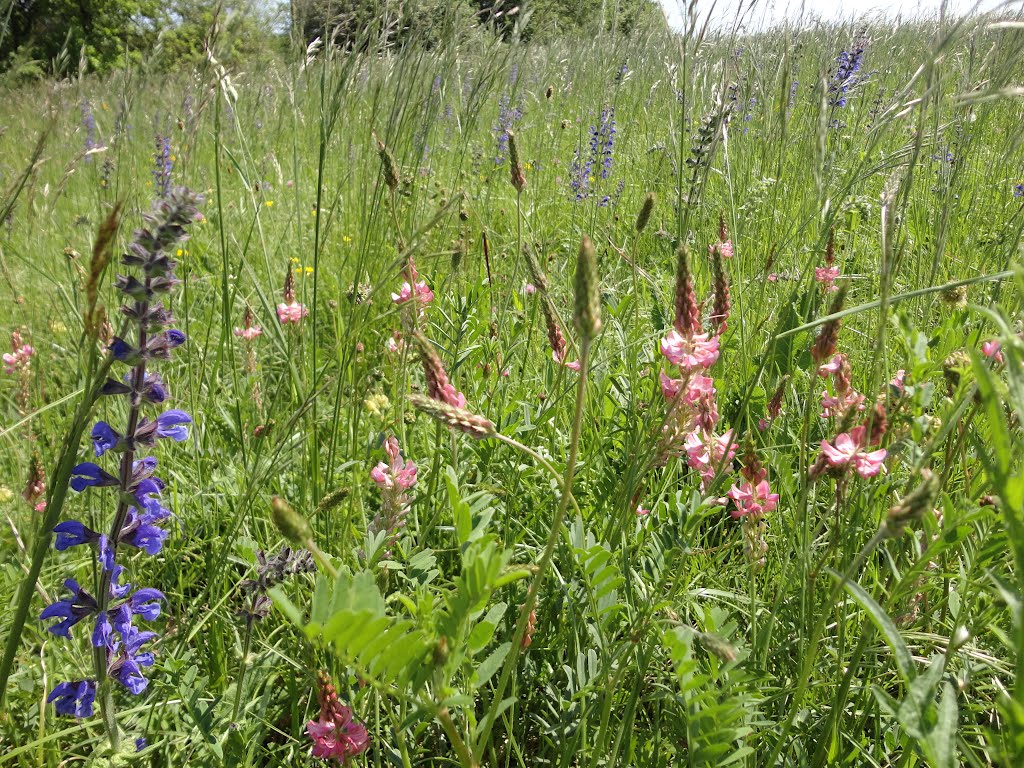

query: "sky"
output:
656 0 1021 29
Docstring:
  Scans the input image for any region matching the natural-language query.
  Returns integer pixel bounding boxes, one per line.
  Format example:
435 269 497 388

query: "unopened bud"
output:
573 235 601 339
271 495 313 546
374 133 400 191
507 130 526 193
883 468 939 538
635 192 656 233
408 394 496 439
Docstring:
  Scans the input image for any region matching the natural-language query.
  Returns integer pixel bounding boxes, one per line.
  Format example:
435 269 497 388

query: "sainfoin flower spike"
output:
44 187 200 752
368 435 417 557
307 670 370 763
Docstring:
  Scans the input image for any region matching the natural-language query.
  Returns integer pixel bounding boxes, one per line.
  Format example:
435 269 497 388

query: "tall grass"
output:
1 8 1024 766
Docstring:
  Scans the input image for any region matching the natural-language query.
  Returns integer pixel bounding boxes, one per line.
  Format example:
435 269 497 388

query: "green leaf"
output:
473 641 511 687
831 569 916 685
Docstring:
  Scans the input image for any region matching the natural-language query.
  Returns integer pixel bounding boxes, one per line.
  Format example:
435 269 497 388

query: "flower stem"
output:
473 338 591 762
92 292 152 750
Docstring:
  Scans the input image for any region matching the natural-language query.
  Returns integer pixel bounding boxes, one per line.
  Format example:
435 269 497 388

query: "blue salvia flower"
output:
568 107 616 201
493 92 523 165
44 188 200 741
153 135 172 198
829 42 867 108
80 100 98 160
1015 183 1024 198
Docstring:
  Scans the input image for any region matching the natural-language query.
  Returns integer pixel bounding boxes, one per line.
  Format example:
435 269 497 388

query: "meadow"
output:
1 8 1024 766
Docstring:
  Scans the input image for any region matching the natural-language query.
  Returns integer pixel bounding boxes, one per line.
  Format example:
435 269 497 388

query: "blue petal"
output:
91 422 120 457
53 521 98 550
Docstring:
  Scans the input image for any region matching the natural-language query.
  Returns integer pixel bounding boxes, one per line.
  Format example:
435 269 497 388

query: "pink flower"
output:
439 382 467 408
524 283 537 295
820 389 865 419
710 240 734 259
816 354 845 378
306 708 370 763
889 369 906 395
819 426 887 478
660 330 720 370
684 429 737 489
391 280 434 306
815 266 840 292
553 350 581 373
233 326 263 340
277 302 309 324
727 479 779 519
982 340 1004 364
3 344 35 374
635 504 650 517
370 463 391 489
767 273 779 283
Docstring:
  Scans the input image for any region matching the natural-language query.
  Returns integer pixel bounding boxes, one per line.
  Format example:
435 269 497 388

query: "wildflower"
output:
815 266 840 292
660 330 720 370
391 281 434 306
684 430 737 490
939 284 968 310
818 425 887 478
47 681 96 718
307 671 370 763
829 42 867 108
493 92 524 165
153 135 172 198
889 369 907 396
278 268 308 324
568 107 615 200
727 480 779 519
1014 183 1024 198
233 325 262 340
3 333 35 374
524 283 537 295
277 302 309 324
981 340 1004 364
368 436 417 556
46 188 200 732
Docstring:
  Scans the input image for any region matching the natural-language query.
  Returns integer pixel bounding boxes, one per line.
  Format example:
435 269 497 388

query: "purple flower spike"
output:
91 422 122 457
53 520 100 551
70 463 119 492
48 681 96 718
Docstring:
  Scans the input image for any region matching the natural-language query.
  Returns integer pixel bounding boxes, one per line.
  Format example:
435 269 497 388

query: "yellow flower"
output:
364 393 390 417
295 268 302 273
291 257 300 264
525 162 533 171
304 266 313 274
170 155 176 162
265 200 274 207
342 235 353 244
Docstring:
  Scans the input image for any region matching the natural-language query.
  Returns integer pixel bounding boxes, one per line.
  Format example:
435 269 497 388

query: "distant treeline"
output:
0 0 666 79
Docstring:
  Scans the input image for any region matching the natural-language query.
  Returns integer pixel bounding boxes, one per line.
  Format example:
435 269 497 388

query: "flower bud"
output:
573 236 601 340
271 495 313 547
408 394 496 439
635 192 655 234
